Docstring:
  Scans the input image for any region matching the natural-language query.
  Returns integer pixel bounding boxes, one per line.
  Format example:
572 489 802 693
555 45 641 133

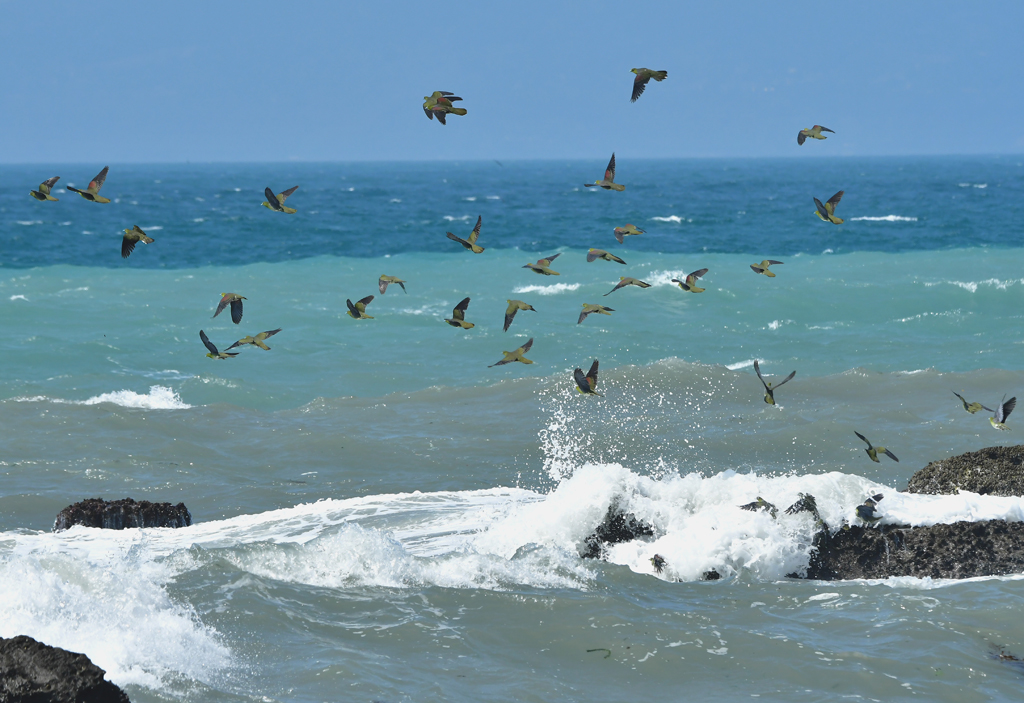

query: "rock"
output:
702 569 721 581
580 505 655 559
0 635 130 702
802 520 1024 580
53 497 192 532
908 445 1024 496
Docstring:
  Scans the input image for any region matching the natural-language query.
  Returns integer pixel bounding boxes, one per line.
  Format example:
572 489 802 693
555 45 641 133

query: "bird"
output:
814 190 845 224
604 277 650 296
952 391 985 414
613 224 645 243
523 253 560 275
578 304 614 324
630 68 668 102
754 360 796 405
121 225 154 259
262 186 299 213
226 328 282 351
650 554 667 574
30 176 60 201
489 338 534 367
378 275 407 294
346 295 375 319
671 268 708 293
200 330 238 359
798 125 835 145
447 216 485 253
986 395 1017 430
213 293 246 324
584 153 625 191
423 91 467 125
856 494 884 523
750 260 784 277
854 431 899 463
738 497 778 518
504 300 536 332
574 359 602 396
444 297 474 329
67 167 110 203
587 249 626 265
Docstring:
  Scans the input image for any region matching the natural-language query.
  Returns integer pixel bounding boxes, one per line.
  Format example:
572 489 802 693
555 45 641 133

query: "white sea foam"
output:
14 385 191 409
486 195 501 200
9 294 28 301
650 215 691 223
512 283 580 295
463 196 477 201
144 225 164 231
726 359 756 371
923 278 1024 293
958 183 988 189
16 220 42 226
849 215 918 222
443 215 473 222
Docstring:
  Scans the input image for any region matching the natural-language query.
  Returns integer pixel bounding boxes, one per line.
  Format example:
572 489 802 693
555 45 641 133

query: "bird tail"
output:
830 216 844 224
764 270 776 277
282 206 297 214
471 244 484 253
449 108 468 116
93 196 111 203
653 71 668 80
609 184 625 192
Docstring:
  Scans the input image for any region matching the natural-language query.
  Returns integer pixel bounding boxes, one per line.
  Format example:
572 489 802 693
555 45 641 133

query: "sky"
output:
1 0 1022 163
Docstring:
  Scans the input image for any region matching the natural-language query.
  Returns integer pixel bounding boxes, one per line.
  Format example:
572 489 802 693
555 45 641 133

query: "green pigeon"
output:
200 330 238 359
30 176 60 201
262 186 299 213
578 303 614 324
814 190 844 224
739 497 778 518
754 359 796 405
672 268 708 292
613 224 645 243
574 359 602 396
798 125 834 145
855 431 899 463
523 253 560 275
504 299 536 332
952 391 985 414
67 167 110 203
423 91 467 124
226 328 282 351
856 494 884 523
121 225 154 259
489 337 534 367
750 259 783 277
630 68 668 102
604 277 650 296
213 293 246 324
587 248 626 264
447 216 485 253
986 395 1016 430
346 295 375 319
584 153 625 191
444 297 474 329
649 554 667 574
378 275 407 294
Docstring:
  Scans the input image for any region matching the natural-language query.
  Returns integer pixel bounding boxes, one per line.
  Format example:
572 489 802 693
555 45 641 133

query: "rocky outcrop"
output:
0 635 130 702
53 497 192 532
580 506 654 559
802 520 1024 580
907 445 1024 496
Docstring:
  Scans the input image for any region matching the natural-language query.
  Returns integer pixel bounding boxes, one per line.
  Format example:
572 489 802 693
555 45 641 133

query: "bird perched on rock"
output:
213 293 246 324
630 68 668 102
798 125 835 145
447 216 485 253
578 303 614 324
121 225 154 259
750 259 784 277
613 224 645 243
489 338 534 367
444 297 474 329
784 493 826 528
523 253 560 275
226 328 282 351
650 554 667 574
262 186 299 214
604 277 650 296
986 395 1017 430
30 176 60 201
67 167 110 203
754 360 796 406
739 497 778 518
856 494 884 523
423 91 467 125
346 295 375 320
587 249 626 265
200 330 238 359
854 431 899 463
952 391 985 414
672 268 708 293
814 191 845 225
584 153 625 191
504 300 536 332
378 275 407 294
574 360 602 396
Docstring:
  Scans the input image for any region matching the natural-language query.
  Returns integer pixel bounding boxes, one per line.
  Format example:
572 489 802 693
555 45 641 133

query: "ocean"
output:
2 156 1024 701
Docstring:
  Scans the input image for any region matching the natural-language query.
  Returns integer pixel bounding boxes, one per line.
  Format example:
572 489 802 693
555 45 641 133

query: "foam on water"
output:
12 385 191 409
511 282 580 295
849 215 918 221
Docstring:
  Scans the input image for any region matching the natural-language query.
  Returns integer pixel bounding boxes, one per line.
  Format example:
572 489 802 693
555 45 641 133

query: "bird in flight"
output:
578 304 614 324
489 338 534 367
584 153 625 191
952 391 985 414
121 226 155 259
574 359 602 396
213 293 246 324
346 295 375 320
854 431 899 463
672 268 708 293
67 167 110 203
798 125 835 145
630 68 668 103
587 249 627 265
987 395 1017 430
504 300 536 332
444 297 475 329
856 494 884 523
738 497 778 518
754 359 796 405
523 253 561 275
30 176 60 201
750 259 784 277
814 191 845 224
613 224 644 243
447 216 485 253
200 330 239 359
378 275 407 294
604 277 650 296
423 91 467 125
226 328 282 351
262 186 299 214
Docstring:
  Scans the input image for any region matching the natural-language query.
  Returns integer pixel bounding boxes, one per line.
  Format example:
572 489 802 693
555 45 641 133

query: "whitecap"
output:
463 196 477 202
9 295 28 301
848 215 918 222
80 385 191 410
512 283 581 295
193 218 205 223
144 225 163 231
443 215 472 222
486 195 501 200
389 198 401 203
726 359 756 370
650 215 689 223
16 220 42 226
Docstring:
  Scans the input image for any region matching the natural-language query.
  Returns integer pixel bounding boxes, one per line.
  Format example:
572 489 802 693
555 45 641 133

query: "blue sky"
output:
2 1 1021 162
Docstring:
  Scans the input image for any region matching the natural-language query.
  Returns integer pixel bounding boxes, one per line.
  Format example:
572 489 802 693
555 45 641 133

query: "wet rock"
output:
580 505 654 559
702 569 721 581
53 497 192 532
0 635 130 702
908 445 1024 496
802 520 1024 580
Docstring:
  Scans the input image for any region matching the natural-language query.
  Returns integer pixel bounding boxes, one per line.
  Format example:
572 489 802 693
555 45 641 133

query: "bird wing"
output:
998 396 1017 423
86 167 108 194
797 131 807 145
775 370 797 388
39 176 59 194
820 126 835 134
537 253 560 267
608 253 626 264
257 328 282 341
883 449 899 462
225 337 250 351
346 298 360 317
631 74 648 102
586 359 599 390
446 232 471 249
750 264 763 274
577 308 590 324
264 187 281 209
467 216 482 245
121 232 137 259
687 268 708 285
604 153 616 182
604 280 626 296
587 249 602 262
213 295 231 318
378 277 390 294
574 367 592 393
825 190 844 214
199 330 219 355
357 295 375 311
854 431 871 448
423 104 435 119
230 298 243 324
435 111 447 125
767 260 784 265
452 297 470 322
814 197 830 219
277 186 299 204
753 360 769 389
519 338 534 354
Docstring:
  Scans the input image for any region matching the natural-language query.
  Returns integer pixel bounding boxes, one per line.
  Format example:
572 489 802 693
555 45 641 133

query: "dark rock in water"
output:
908 445 1024 496
802 520 1024 580
702 569 721 581
0 635 130 702
580 506 654 559
53 497 192 532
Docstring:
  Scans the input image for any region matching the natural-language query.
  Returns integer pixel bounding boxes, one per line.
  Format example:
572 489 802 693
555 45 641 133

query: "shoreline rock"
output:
580 506 654 560
53 497 192 532
907 444 1024 496
0 635 130 702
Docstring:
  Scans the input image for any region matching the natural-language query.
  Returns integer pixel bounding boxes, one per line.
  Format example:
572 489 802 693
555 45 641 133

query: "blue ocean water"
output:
2 157 1024 701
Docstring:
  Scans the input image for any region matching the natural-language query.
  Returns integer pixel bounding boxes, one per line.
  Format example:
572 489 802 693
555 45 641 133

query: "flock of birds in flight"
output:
26 69 1016 561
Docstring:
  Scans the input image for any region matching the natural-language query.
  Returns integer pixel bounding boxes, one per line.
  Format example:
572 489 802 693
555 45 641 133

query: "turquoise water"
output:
2 158 1024 701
